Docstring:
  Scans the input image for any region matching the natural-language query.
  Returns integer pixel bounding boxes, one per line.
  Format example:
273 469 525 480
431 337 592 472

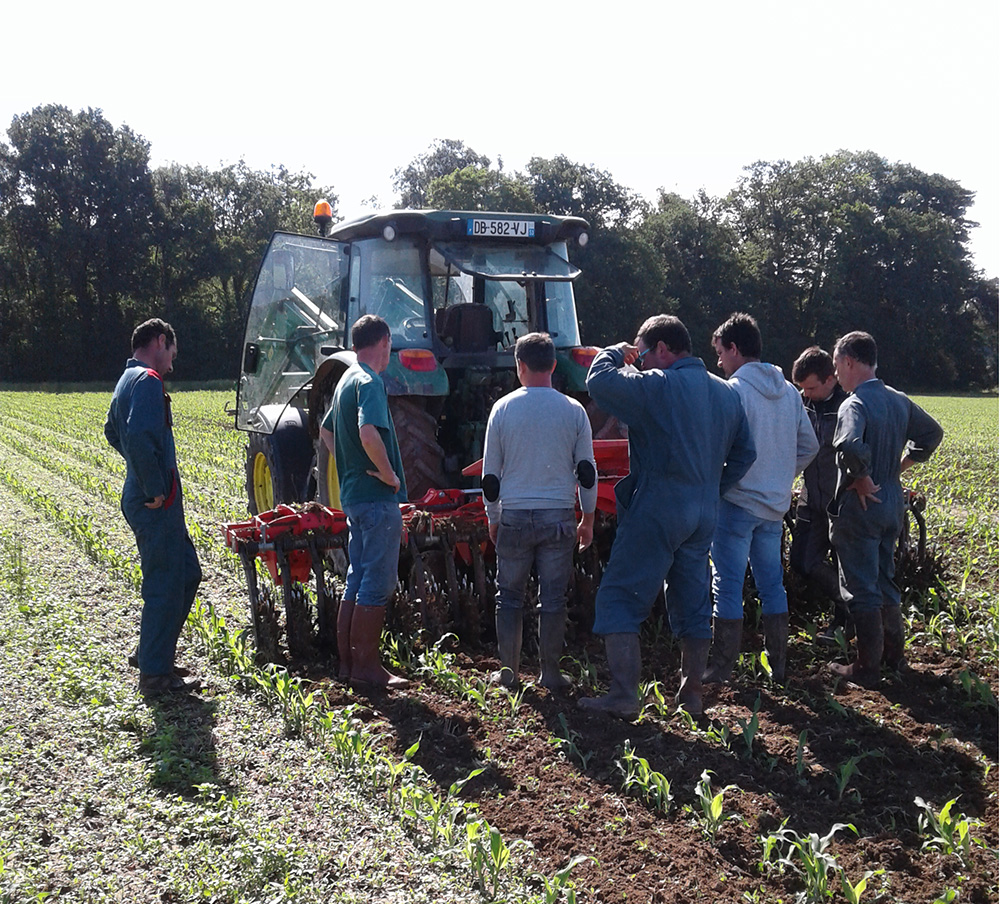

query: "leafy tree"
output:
426 165 537 212
638 191 748 358
393 139 491 209
0 104 155 379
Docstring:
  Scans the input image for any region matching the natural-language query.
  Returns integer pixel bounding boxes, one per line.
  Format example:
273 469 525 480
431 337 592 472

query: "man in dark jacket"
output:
828 332 944 688
790 347 849 642
580 315 756 719
105 319 202 697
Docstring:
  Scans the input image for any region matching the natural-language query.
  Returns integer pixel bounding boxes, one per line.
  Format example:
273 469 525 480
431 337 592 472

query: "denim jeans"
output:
495 508 577 614
711 499 787 620
343 500 403 607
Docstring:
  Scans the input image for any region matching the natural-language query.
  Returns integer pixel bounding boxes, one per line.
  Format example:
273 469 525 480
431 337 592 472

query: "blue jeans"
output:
495 508 576 614
123 494 201 677
711 499 787 620
343 500 403 607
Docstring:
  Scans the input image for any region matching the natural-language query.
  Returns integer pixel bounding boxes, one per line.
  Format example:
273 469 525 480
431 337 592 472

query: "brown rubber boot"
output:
881 606 906 671
762 612 789 683
349 605 409 690
494 608 523 689
702 618 743 685
337 599 355 680
578 633 641 720
675 636 712 716
828 609 883 689
538 610 572 691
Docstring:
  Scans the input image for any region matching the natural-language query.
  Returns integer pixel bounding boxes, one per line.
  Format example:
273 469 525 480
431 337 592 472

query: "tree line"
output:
1 108 996 389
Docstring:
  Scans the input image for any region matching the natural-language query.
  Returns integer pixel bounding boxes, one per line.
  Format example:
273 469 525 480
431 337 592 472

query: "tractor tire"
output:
246 432 297 515
390 396 446 501
316 438 342 510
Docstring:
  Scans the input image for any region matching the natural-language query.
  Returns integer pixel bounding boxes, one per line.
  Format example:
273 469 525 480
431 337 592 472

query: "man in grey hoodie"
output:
705 313 818 684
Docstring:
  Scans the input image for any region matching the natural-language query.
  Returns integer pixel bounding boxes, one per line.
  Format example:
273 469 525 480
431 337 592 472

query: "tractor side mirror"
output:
244 343 261 375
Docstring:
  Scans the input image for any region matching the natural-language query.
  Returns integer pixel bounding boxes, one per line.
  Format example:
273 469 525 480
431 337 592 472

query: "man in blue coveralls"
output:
827 331 943 688
579 315 756 719
105 319 202 697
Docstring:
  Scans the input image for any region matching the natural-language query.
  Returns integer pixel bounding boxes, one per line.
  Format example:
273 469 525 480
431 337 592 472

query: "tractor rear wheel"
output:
246 432 296 515
390 397 446 501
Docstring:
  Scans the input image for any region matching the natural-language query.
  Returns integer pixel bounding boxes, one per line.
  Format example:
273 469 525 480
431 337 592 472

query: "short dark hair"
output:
514 332 556 372
351 314 391 350
834 331 878 367
713 312 762 359
636 314 691 355
132 318 175 352
792 346 835 384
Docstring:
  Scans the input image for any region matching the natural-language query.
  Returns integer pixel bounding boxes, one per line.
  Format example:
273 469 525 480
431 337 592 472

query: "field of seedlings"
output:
0 388 996 904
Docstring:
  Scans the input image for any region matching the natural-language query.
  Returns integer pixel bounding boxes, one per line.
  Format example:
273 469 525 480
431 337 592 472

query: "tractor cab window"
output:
238 233 347 431
430 241 581 351
347 237 431 349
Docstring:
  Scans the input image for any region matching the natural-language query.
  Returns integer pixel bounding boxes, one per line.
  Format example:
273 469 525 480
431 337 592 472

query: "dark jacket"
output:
800 383 848 513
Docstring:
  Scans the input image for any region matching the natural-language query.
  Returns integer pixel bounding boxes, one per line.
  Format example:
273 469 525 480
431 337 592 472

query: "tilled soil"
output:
296 622 998 903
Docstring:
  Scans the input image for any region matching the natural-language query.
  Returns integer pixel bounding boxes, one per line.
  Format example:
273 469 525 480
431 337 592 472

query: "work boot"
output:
762 611 789 684
139 672 202 697
675 636 712 716
336 599 356 680
349 605 409 690
816 602 854 646
881 606 906 671
828 609 883 689
493 608 523 689
702 618 743 685
538 610 572 691
578 633 641 720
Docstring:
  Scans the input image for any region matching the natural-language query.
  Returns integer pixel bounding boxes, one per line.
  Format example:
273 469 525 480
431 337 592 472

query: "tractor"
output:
231 205 619 657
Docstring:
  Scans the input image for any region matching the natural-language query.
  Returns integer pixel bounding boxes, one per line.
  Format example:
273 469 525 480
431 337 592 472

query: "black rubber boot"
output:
762 612 789 683
337 599 355 680
494 608 523 689
881 606 906 671
538 610 572 691
828 609 883 689
675 636 712 716
349 605 409 690
578 633 641 720
703 618 743 685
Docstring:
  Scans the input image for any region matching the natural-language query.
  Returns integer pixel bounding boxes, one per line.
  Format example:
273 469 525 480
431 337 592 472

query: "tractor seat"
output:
437 303 499 353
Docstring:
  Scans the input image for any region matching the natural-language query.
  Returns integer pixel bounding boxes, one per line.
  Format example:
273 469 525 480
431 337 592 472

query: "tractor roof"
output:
328 209 590 245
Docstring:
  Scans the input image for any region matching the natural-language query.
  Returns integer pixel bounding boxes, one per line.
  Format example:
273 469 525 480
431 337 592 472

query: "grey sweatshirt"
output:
482 387 597 522
724 362 819 520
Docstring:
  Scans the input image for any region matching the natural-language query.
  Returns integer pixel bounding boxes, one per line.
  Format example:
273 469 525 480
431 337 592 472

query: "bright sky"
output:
4 1 998 277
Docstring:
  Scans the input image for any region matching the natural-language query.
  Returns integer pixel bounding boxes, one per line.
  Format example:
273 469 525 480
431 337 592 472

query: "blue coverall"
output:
105 360 201 677
587 350 756 638
829 379 943 613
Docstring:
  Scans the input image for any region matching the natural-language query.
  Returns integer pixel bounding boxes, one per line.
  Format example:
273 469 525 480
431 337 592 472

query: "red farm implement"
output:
222 440 629 663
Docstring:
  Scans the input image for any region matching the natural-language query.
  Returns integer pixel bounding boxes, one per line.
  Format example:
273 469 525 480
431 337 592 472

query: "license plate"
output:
466 218 535 238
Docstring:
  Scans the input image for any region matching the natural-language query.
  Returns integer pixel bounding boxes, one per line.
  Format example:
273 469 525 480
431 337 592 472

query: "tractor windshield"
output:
237 233 348 431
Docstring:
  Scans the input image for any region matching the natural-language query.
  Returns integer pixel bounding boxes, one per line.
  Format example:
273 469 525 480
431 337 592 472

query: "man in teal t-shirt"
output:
320 315 409 690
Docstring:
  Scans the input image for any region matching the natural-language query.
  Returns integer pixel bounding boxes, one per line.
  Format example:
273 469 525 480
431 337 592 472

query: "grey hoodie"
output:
723 362 818 520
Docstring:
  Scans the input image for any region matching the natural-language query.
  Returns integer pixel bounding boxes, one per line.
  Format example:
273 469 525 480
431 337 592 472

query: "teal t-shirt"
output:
323 362 407 505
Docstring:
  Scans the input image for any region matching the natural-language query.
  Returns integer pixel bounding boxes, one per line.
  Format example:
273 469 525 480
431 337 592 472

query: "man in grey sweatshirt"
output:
706 313 818 684
482 332 597 690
